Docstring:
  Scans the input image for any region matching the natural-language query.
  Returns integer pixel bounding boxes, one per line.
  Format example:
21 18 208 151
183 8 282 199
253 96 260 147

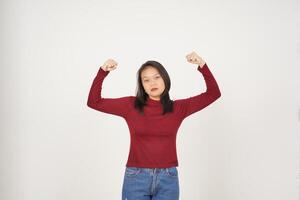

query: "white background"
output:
1 0 300 199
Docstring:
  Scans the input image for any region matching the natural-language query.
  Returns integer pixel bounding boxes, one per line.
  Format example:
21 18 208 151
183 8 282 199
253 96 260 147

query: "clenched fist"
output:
186 51 206 68
101 59 118 72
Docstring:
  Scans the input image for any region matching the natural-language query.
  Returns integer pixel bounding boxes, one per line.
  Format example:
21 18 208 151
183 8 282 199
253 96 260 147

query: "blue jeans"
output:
122 166 179 200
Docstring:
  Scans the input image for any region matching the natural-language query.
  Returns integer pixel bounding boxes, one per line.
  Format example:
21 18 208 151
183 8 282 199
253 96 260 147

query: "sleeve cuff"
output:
197 63 208 72
98 67 110 76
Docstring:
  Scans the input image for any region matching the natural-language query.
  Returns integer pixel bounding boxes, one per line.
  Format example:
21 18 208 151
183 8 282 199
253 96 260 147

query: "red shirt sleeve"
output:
175 63 221 119
87 67 133 118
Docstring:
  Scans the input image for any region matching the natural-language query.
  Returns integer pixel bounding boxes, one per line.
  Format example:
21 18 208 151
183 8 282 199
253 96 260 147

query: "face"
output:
141 66 165 101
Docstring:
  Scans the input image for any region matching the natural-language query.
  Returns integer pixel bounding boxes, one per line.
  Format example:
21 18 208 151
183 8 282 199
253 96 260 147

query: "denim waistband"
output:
126 166 177 173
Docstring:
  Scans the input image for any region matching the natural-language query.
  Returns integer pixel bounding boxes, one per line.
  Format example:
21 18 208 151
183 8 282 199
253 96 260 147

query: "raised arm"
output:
175 52 221 119
87 59 132 118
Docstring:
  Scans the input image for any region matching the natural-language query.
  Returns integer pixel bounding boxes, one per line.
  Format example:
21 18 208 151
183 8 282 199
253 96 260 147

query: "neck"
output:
149 96 160 101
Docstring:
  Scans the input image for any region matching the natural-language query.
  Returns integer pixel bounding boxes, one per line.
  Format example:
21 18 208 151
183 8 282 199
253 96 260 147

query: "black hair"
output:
134 60 173 115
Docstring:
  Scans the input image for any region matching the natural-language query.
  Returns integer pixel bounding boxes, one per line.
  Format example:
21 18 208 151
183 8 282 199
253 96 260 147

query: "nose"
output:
150 79 157 85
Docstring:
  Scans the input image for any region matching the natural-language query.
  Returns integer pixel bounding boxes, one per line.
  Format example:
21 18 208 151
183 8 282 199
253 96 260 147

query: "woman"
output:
87 51 221 200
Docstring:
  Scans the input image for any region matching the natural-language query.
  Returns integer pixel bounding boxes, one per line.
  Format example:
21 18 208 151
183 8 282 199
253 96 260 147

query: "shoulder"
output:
109 96 136 104
127 96 137 104
172 97 190 105
123 95 136 102
172 97 191 111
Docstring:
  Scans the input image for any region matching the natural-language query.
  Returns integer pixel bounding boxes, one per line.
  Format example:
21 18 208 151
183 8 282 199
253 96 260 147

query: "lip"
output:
151 88 158 91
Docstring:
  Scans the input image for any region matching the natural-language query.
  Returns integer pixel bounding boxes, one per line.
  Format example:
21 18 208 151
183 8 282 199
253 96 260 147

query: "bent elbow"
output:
87 102 93 108
87 98 104 110
210 89 221 101
87 99 95 109
210 88 221 100
216 90 221 99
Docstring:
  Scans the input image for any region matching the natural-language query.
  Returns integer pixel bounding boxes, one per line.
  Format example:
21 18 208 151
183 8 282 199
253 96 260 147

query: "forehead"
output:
141 66 160 78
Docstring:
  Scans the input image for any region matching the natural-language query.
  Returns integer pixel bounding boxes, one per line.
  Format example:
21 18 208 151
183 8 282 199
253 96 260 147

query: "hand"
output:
101 59 118 71
186 51 206 68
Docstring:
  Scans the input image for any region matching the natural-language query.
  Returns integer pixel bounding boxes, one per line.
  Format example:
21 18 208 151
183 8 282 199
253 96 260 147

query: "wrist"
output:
198 61 206 68
100 66 107 71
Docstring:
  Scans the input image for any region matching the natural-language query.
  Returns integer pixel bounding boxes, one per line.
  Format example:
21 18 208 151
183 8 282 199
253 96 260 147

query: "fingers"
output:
103 58 118 71
105 58 118 67
186 55 197 62
106 65 117 71
186 51 204 65
186 51 199 63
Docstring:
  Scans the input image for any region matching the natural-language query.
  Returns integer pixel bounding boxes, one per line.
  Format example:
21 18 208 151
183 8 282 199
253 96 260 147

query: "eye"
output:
144 80 149 82
155 76 160 79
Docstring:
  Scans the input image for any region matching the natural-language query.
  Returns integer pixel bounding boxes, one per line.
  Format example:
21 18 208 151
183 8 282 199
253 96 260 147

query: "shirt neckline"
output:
146 96 161 106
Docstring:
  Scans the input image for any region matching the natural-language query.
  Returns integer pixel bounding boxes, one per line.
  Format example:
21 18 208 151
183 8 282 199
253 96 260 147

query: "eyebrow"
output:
142 73 160 79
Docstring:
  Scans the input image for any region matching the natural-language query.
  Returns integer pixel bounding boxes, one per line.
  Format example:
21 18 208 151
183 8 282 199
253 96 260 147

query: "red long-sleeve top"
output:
87 63 221 168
